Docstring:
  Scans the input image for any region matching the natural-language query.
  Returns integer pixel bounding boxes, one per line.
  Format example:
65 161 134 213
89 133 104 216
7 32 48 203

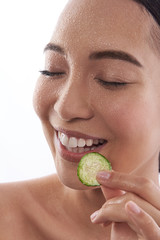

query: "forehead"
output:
50 0 151 62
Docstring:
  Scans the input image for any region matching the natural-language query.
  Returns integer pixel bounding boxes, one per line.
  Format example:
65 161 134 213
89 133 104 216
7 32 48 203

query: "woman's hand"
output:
90 171 160 239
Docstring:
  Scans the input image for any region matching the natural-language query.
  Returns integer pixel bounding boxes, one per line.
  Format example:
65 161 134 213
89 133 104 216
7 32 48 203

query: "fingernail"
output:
97 171 111 181
126 201 141 215
90 210 99 222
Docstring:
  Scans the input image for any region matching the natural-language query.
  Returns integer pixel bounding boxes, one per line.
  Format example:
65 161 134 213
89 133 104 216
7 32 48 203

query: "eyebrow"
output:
44 43 143 68
44 43 65 55
89 50 143 67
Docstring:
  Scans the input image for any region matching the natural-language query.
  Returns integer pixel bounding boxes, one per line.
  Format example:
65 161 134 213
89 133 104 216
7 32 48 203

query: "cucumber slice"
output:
77 152 112 186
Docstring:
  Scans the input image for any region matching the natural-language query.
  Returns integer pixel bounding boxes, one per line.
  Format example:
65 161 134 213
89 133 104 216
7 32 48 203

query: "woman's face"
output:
34 0 160 189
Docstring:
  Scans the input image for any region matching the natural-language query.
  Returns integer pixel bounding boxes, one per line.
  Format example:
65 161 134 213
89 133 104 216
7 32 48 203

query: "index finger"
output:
96 171 160 209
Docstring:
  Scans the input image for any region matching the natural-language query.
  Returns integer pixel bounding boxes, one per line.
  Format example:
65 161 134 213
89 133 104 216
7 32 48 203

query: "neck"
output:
131 151 159 185
74 187 106 210
64 186 106 220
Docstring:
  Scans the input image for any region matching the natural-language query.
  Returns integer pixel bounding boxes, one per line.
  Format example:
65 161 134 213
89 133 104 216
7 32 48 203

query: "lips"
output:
54 128 107 162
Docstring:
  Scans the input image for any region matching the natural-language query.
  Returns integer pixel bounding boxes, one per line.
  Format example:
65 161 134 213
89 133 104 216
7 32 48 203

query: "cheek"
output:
33 77 57 120
111 101 144 136
96 89 159 142
109 97 160 154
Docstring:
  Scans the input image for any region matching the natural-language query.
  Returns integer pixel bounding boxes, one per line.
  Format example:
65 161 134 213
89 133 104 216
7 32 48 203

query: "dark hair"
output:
133 0 160 26
132 0 160 172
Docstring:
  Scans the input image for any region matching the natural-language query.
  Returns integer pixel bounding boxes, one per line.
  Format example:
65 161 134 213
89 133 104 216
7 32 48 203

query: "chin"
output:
55 160 98 190
58 170 96 190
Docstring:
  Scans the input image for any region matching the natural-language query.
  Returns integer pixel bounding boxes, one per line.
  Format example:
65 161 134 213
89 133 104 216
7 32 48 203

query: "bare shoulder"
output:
0 174 64 239
0 174 64 213
24 174 65 206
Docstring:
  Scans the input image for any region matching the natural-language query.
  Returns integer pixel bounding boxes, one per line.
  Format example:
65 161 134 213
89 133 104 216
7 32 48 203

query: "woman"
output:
1 0 160 239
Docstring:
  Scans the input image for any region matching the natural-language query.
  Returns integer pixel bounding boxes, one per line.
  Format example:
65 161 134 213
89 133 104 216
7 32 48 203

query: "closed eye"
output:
96 78 127 90
39 70 65 77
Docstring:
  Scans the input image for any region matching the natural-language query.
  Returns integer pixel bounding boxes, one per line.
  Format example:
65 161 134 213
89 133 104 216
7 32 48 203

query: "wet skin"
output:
34 0 160 188
1 0 160 239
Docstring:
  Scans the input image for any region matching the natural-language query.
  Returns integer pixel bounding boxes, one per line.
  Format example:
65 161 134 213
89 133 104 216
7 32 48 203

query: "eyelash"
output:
96 78 127 89
40 70 127 89
39 70 65 77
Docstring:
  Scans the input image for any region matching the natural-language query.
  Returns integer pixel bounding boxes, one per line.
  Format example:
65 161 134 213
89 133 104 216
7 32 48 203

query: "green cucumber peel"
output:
77 152 112 186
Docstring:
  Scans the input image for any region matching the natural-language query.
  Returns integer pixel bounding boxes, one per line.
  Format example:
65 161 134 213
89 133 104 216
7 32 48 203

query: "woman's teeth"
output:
58 131 105 153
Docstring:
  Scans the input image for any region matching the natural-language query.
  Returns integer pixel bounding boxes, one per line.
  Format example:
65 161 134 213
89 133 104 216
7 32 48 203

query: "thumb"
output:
100 185 124 200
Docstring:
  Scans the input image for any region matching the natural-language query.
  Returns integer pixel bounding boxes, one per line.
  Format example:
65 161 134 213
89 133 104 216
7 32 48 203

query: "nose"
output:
54 80 94 121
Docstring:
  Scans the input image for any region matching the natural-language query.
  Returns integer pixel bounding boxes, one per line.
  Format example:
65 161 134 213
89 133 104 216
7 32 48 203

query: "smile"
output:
58 131 106 154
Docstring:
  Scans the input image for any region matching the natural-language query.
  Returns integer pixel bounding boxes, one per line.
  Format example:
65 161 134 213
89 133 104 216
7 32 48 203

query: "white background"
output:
0 1 159 183
0 0 68 182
